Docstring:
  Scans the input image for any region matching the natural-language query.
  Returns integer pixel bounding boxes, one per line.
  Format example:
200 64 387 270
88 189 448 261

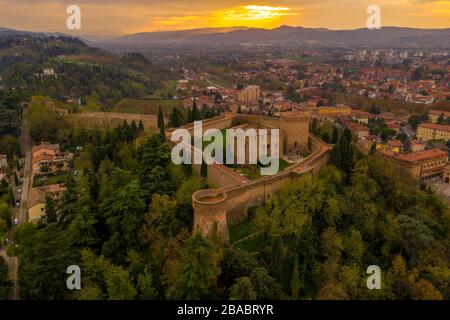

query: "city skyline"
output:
1 0 450 37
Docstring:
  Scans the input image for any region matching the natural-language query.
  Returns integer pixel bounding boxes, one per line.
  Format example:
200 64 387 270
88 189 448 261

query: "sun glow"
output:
224 5 291 21
214 5 294 28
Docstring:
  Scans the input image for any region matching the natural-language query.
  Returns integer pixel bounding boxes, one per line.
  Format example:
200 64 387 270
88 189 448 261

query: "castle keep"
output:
166 112 332 242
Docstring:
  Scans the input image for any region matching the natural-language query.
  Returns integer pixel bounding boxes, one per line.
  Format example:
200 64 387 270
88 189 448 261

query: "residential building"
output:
387 140 404 153
379 149 448 181
351 110 370 124
410 140 427 152
237 85 261 102
27 184 66 223
429 110 450 124
315 104 352 118
417 123 450 141
345 121 370 139
32 144 68 175
443 164 450 184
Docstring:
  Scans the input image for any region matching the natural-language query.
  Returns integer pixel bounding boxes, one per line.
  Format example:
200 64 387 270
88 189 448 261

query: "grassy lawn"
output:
207 76 232 88
191 79 210 87
231 158 291 180
33 172 69 187
203 130 292 180
229 218 254 244
147 80 177 100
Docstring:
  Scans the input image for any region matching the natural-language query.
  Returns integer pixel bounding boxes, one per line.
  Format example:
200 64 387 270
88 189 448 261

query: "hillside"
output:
0 32 173 108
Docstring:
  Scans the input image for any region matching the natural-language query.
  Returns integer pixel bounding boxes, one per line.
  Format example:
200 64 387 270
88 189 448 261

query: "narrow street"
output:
2 107 32 300
205 78 224 89
19 108 32 223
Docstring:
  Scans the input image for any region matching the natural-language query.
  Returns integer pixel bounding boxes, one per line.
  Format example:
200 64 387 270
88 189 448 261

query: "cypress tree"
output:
311 118 318 134
138 120 144 131
331 128 354 180
169 107 181 128
291 255 300 300
159 119 165 141
157 107 164 129
130 120 138 138
270 236 283 282
201 159 208 178
187 107 192 123
183 163 193 177
192 100 200 121
369 142 377 155
331 127 339 144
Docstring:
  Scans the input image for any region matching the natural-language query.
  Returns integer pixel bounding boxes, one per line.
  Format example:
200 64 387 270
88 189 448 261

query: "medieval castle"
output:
166 112 332 242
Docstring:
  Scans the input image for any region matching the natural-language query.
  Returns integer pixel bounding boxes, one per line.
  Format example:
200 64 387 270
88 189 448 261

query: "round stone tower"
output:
192 189 229 242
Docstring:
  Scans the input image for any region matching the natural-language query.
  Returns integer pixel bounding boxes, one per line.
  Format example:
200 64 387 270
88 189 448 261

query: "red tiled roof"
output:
32 144 59 154
387 140 403 147
429 110 450 117
380 149 448 163
418 123 450 132
32 153 54 165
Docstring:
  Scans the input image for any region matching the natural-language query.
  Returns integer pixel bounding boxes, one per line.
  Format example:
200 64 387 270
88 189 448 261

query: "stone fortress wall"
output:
166 112 332 242
66 112 158 130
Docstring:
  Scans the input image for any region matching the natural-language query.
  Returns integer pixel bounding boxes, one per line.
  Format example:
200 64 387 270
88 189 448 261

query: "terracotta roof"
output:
27 184 66 209
411 139 426 145
429 110 450 117
352 110 370 117
418 123 450 132
32 144 59 155
388 140 403 147
380 149 448 164
32 153 54 165
279 111 311 120
345 121 369 132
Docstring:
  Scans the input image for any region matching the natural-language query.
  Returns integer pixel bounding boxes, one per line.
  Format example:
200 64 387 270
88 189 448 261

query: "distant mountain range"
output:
102 25 450 48
2 26 450 48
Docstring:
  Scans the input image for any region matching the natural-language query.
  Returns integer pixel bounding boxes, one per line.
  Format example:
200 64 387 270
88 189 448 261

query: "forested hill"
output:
0 34 173 108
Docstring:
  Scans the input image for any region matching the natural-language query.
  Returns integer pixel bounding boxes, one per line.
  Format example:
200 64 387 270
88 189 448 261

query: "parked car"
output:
14 218 19 225
17 188 22 194
15 201 20 208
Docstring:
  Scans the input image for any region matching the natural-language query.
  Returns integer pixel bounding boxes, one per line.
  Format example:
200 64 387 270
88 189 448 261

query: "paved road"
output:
2 107 32 300
0 248 17 300
19 109 32 223
205 78 224 89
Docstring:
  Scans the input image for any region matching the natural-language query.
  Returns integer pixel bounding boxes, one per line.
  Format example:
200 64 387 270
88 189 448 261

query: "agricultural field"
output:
146 80 178 100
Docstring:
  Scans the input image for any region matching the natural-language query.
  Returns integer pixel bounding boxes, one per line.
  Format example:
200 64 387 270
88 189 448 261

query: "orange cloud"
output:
212 5 297 28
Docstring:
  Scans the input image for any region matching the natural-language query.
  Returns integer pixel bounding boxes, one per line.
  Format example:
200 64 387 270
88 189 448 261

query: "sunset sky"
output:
1 0 449 37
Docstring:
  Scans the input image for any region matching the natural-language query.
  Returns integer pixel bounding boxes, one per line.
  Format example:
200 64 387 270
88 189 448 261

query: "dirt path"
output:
231 231 264 248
